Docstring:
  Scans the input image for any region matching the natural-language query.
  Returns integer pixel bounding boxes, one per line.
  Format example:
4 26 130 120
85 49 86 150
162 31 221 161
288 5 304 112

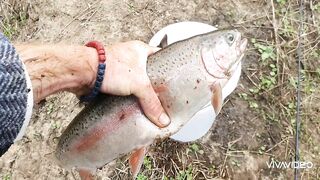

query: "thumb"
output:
134 83 170 128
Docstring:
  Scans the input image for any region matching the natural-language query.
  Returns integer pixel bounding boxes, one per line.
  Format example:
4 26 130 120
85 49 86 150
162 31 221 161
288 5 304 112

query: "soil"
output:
0 0 319 179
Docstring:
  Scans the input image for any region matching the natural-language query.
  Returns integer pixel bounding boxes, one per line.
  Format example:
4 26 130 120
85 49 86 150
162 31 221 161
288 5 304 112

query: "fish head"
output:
199 29 247 84
197 29 247 114
148 29 248 121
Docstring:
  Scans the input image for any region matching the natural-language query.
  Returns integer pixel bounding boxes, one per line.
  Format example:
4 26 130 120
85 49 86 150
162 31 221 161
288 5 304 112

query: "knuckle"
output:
143 80 152 88
138 76 151 87
131 40 144 46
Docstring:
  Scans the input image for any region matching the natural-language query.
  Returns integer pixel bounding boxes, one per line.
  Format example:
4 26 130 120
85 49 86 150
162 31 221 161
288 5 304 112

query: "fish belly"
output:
58 100 161 170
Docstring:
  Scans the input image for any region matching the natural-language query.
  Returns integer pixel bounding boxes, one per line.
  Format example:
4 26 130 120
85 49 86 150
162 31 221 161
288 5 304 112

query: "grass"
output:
226 0 319 178
243 0 319 178
1 22 16 39
2 175 10 180
0 1 29 39
176 165 193 180
143 156 153 170
136 174 148 180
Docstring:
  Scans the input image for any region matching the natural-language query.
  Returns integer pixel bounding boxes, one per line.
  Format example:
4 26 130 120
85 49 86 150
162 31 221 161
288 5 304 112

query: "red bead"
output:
98 49 105 55
85 41 106 63
99 55 106 62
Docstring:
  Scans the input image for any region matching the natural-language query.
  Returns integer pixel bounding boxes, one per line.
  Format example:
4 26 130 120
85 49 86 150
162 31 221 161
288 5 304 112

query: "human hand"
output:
100 41 170 128
17 40 170 129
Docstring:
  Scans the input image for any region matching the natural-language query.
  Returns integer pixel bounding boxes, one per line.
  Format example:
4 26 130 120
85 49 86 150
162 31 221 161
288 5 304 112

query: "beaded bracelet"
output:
80 41 106 102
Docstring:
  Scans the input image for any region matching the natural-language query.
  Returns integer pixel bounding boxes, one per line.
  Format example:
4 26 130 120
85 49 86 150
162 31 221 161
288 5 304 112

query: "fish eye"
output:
226 33 235 44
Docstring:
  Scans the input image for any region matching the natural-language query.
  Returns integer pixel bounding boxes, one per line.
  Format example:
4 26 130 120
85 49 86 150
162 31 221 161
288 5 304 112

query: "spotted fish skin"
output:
56 29 247 174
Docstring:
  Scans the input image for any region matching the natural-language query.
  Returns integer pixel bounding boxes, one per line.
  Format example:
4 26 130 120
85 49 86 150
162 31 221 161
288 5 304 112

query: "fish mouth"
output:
227 37 247 74
219 35 248 75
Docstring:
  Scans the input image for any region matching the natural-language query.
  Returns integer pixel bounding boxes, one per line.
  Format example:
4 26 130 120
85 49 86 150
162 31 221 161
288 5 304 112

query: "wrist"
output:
17 44 99 102
79 41 107 102
67 46 99 97
81 46 99 88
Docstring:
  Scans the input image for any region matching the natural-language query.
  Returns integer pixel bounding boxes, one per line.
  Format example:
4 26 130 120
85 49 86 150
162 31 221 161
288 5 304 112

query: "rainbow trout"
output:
56 29 247 179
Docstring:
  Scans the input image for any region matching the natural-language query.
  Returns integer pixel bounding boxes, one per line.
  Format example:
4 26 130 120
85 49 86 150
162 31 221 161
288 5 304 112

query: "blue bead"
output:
97 76 103 82
94 86 99 91
96 81 102 89
80 62 106 102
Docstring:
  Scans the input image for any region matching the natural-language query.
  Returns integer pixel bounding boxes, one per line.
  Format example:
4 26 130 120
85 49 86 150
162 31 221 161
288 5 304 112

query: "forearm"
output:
15 45 98 103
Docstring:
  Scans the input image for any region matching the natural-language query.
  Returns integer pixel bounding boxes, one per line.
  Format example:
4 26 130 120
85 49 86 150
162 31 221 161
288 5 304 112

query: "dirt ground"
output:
0 0 319 179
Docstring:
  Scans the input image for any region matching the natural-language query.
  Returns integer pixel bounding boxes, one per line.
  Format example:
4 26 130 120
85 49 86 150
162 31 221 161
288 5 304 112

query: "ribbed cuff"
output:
0 32 33 156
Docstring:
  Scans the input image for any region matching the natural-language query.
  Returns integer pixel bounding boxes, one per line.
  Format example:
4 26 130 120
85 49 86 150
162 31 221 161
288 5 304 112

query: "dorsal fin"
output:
158 34 168 48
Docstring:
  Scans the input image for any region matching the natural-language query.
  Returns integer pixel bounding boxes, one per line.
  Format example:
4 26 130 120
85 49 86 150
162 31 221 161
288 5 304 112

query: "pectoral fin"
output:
158 34 168 48
211 83 223 115
129 146 147 178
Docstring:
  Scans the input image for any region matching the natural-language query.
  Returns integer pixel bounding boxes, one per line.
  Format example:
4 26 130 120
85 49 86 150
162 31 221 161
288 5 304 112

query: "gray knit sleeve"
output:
0 33 33 157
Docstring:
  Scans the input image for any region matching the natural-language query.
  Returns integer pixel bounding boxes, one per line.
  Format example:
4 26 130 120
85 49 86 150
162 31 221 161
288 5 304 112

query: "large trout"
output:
56 29 247 179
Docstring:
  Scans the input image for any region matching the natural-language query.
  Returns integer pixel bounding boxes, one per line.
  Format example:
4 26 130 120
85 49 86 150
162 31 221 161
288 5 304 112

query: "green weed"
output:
276 0 287 5
177 166 193 180
0 8 28 39
136 174 148 180
46 103 54 114
249 101 259 109
187 143 204 155
2 175 11 180
238 92 248 100
51 121 61 130
258 145 267 155
311 2 320 13
1 18 18 39
143 156 152 170
251 39 276 63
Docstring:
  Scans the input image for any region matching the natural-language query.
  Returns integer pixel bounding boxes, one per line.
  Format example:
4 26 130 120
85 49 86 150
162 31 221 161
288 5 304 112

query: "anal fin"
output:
129 146 147 178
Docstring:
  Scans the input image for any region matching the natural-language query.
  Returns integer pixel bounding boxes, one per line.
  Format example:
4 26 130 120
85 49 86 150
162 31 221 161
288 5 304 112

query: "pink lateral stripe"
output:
72 102 141 153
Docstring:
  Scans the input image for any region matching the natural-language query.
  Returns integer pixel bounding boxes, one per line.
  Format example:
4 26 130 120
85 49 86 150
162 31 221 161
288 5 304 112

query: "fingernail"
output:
159 113 170 126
